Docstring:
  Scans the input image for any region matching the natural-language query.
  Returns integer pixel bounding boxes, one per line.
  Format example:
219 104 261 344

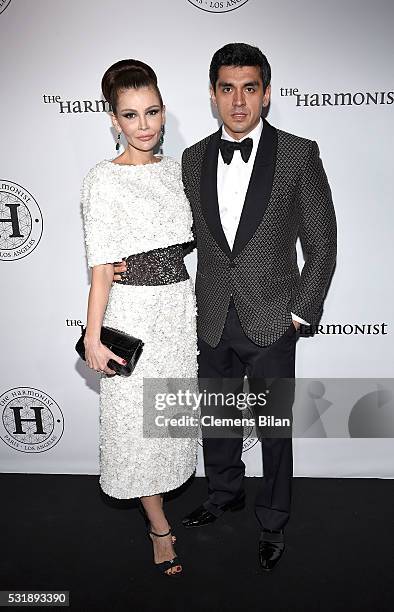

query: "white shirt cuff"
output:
291 312 310 326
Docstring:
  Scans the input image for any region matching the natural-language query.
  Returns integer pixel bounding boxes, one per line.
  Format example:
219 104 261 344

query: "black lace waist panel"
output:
113 244 189 286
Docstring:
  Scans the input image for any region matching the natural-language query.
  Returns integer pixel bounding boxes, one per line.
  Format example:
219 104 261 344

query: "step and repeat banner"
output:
1 0 393 478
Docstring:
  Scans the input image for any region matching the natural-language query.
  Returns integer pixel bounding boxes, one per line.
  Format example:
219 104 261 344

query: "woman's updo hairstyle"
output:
101 59 163 114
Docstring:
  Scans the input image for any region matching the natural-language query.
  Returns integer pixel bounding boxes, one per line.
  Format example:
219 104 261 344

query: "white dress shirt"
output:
217 118 309 326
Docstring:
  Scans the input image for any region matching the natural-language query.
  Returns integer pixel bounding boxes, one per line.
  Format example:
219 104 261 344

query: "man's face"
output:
210 65 271 140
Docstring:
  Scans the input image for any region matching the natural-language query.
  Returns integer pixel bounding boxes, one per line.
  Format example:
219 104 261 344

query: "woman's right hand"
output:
113 258 127 281
84 337 127 376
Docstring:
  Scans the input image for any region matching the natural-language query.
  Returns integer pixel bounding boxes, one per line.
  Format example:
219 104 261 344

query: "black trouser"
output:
197 299 296 531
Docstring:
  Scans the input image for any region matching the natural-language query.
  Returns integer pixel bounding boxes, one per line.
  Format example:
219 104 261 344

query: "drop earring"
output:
116 132 121 151
159 125 164 155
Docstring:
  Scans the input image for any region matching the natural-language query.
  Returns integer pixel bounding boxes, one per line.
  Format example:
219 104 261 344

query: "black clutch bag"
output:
75 326 144 377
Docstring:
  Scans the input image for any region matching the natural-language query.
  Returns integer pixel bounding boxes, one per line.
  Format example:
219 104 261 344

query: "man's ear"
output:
210 85 217 106
263 84 271 107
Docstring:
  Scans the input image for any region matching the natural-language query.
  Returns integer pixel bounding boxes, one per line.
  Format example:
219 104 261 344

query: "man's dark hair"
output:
209 43 271 92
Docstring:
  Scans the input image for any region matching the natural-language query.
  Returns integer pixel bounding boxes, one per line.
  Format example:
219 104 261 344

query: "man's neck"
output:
222 118 263 141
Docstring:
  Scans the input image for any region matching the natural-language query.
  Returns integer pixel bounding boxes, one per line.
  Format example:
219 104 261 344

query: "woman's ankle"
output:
149 519 170 535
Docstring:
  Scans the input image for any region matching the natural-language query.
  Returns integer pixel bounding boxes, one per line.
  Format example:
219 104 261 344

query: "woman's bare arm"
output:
84 264 126 375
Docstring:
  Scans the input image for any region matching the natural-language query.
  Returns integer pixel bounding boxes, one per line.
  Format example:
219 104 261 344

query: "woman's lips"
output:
137 134 154 141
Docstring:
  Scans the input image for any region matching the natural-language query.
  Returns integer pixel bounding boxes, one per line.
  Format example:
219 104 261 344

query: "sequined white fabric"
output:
82 157 195 266
81 156 198 499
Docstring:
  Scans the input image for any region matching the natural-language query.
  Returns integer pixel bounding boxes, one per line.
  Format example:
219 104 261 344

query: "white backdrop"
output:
1 0 393 478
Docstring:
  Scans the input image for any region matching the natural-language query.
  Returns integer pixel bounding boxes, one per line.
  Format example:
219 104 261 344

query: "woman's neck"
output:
114 145 160 166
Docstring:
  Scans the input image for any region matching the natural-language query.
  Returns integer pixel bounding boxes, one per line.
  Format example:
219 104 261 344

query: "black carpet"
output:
1 474 393 612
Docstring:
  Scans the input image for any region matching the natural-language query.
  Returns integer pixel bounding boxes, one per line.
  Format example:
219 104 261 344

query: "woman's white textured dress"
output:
81 156 198 499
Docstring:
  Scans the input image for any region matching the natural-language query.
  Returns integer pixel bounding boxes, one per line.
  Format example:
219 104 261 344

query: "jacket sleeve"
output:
289 141 337 325
181 148 197 257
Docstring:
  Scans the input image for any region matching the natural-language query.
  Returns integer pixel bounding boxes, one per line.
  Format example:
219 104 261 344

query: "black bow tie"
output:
219 137 253 164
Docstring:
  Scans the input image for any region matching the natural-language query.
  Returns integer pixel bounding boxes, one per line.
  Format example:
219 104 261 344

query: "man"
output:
115 43 337 571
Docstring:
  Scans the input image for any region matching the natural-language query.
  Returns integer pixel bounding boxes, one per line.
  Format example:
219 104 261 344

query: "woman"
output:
81 59 198 577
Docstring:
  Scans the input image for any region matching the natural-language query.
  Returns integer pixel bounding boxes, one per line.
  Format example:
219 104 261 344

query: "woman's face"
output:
112 86 165 153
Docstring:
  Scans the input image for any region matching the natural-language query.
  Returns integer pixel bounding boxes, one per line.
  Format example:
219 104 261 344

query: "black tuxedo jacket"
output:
181 119 337 347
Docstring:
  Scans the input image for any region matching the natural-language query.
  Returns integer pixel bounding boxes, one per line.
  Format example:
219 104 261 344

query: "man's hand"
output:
292 320 301 330
113 259 127 282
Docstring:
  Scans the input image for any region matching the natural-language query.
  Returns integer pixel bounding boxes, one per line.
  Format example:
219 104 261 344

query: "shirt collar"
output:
221 117 263 145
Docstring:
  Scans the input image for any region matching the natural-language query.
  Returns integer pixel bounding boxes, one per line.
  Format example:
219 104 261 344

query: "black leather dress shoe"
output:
182 494 245 528
258 529 285 571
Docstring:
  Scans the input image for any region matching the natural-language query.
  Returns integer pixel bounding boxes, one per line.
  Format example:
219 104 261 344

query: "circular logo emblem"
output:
0 180 43 261
197 405 258 452
0 0 12 15
187 0 249 13
242 406 259 452
0 387 64 453
240 404 259 452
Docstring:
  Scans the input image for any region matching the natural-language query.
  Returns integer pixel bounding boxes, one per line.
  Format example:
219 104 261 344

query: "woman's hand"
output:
84 337 127 376
113 259 127 281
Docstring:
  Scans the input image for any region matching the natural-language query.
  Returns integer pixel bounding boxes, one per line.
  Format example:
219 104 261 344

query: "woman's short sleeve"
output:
81 166 124 267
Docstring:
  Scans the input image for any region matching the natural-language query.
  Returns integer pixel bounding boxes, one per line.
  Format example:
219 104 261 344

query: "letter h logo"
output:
11 405 46 435
0 202 23 238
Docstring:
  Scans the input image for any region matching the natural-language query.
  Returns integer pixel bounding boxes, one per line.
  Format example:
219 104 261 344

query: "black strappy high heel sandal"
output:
148 527 183 577
138 501 177 544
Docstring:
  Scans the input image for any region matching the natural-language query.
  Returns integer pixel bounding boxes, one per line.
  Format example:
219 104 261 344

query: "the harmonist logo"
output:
0 388 64 453
187 0 249 13
280 87 394 107
0 181 43 261
0 0 11 15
